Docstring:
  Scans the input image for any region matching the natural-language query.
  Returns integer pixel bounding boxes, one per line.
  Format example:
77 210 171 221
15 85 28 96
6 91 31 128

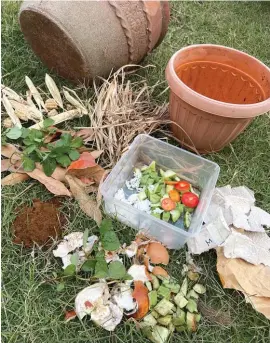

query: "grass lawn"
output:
2 1 270 343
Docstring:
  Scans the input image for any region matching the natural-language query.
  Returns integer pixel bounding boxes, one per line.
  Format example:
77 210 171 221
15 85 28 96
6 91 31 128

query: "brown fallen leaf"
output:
96 170 110 208
198 300 233 326
76 128 95 142
27 169 71 197
1 159 12 172
244 294 270 320
1 173 30 186
65 174 102 225
1 144 21 161
67 152 106 185
216 247 270 319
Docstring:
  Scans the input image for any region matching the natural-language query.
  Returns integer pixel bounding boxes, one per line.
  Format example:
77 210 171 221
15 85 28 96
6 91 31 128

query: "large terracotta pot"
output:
19 0 170 83
166 45 270 153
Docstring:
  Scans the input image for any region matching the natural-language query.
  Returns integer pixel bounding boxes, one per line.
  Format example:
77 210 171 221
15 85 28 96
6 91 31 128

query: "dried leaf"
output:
47 109 58 117
9 99 42 121
1 173 30 186
131 281 149 319
25 76 46 111
1 144 22 161
97 170 109 208
26 90 44 120
244 294 270 320
216 247 270 319
67 152 106 185
27 168 71 197
45 98 58 111
1 159 12 172
45 74 63 108
76 128 95 142
65 174 102 225
90 150 104 159
2 94 22 128
63 90 88 114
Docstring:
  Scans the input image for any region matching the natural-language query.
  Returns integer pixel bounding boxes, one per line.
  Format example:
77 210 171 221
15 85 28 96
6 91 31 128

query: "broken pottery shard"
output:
187 210 231 254
223 230 270 267
75 282 110 319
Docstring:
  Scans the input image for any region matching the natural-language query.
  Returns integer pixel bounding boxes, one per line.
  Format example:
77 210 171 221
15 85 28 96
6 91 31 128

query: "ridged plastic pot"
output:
19 0 170 84
166 45 270 153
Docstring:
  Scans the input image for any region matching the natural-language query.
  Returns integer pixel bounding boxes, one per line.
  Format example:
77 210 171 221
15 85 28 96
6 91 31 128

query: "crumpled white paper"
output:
188 185 270 266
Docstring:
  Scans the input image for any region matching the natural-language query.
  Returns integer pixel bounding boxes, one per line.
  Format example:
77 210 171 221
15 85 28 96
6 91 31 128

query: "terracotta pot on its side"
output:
19 0 170 84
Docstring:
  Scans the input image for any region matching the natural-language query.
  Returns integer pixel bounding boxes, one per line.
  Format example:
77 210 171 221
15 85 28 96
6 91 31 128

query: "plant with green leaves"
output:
5 119 83 176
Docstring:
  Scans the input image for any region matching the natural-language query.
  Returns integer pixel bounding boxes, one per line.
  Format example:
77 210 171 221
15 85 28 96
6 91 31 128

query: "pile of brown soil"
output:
12 199 65 247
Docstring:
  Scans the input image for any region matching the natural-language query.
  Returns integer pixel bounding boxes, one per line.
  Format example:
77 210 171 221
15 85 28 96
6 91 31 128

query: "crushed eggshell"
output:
75 282 110 319
91 302 123 331
127 264 151 283
53 232 84 258
111 283 137 313
124 241 138 258
146 242 169 265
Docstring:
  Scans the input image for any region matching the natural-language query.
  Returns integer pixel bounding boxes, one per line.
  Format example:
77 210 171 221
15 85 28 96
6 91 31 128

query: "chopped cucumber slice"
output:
184 211 191 228
162 211 170 222
174 176 180 181
164 170 176 179
170 209 181 222
152 212 161 219
166 185 174 193
176 203 185 216
151 202 162 209
138 190 147 201
150 193 161 204
160 169 165 176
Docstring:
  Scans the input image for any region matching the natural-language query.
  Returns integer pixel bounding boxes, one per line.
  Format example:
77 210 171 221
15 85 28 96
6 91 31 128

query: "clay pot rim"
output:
166 44 270 119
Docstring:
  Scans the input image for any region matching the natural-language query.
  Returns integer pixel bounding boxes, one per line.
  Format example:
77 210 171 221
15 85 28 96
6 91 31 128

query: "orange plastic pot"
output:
166 44 270 153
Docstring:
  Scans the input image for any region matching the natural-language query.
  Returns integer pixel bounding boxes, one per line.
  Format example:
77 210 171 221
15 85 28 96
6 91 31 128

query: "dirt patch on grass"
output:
12 198 65 247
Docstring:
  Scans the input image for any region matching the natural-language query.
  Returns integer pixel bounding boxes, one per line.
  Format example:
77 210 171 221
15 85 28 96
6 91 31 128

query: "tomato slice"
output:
164 180 178 185
181 192 199 208
175 180 190 193
161 198 176 211
169 189 181 203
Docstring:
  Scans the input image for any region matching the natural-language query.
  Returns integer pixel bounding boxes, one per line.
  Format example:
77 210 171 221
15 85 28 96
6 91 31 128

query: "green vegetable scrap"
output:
5 122 83 176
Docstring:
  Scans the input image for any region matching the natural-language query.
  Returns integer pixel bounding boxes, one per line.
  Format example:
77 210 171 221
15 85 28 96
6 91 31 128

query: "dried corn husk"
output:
25 76 46 111
9 100 43 122
48 109 58 117
45 74 63 108
2 94 22 128
26 90 43 120
30 109 83 129
63 90 88 114
3 118 14 128
1 85 24 103
45 98 58 111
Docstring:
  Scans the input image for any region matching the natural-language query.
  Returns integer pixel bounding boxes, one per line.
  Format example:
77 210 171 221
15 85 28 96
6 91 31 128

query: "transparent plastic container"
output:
101 134 220 249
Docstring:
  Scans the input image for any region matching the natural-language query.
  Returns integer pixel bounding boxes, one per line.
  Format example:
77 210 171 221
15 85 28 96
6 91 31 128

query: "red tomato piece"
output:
161 198 176 211
175 180 190 193
169 189 181 203
181 192 199 208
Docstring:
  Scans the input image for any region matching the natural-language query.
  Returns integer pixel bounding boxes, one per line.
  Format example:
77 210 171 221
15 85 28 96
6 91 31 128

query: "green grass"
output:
2 1 270 343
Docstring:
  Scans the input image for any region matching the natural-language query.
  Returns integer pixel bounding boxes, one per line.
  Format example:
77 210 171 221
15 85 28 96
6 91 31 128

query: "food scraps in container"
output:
114 161 200 229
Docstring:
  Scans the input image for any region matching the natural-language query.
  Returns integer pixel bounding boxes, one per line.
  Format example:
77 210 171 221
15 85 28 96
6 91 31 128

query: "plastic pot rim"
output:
166 44 270 119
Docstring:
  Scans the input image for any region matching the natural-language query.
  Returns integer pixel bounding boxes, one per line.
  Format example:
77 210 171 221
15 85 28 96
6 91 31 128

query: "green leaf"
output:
81 259 96 272
21 127 30 138
52 271 58 278
6 127 22 139
83 228 89 249
60 133 72 146
56 283 65 292
123 273 133 280
100 219 113 235
69 150 80 161
43 118 54 128
63 264 76 276
95 250 105 261
42 157 57 176
70 136 83 148
70 252 79 266
24 145 36 154
56 155 71 168
101 230 120 251
94 259 108 278
22 156 35 172
108 261 126 279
